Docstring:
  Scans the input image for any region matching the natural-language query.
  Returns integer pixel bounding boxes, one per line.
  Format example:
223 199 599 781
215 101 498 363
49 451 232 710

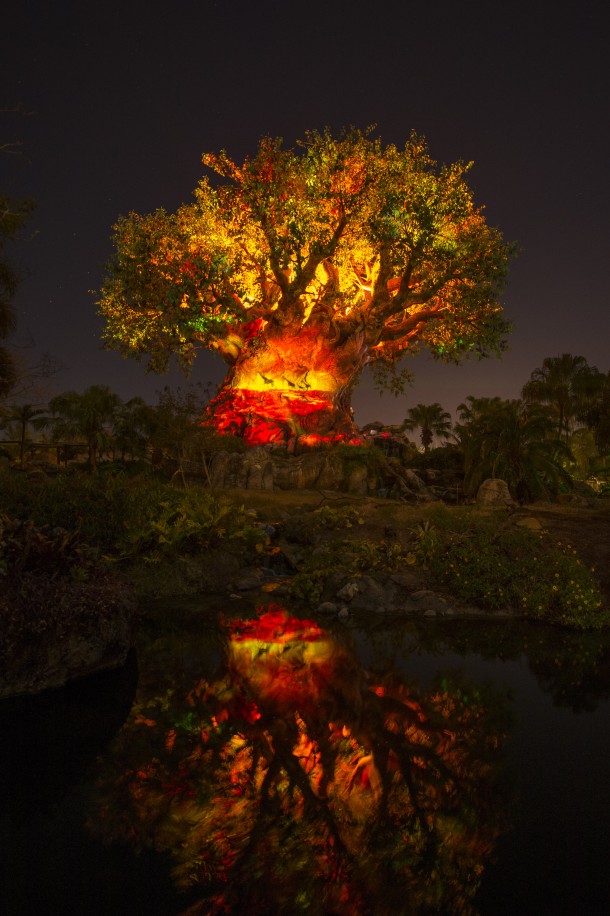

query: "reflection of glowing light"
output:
91 605 509 914
228 607 342 713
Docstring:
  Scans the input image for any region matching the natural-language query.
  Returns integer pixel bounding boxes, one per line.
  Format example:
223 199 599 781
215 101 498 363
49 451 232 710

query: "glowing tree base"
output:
204 386 358 447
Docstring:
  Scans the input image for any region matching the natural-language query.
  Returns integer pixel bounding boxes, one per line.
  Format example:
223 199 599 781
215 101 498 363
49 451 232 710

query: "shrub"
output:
0 471 262 562
119 486 261 561
427 524 607 629
311 505 365 530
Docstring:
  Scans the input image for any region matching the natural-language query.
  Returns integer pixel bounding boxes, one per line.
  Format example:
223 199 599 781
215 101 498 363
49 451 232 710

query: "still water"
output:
1 602 609 915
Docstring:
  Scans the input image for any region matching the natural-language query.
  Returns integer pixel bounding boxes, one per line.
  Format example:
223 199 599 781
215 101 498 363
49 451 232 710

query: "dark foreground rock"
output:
0 572 136 699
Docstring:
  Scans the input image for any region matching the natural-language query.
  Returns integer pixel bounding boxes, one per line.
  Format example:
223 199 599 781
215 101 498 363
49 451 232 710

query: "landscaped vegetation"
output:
1 355 609 632
2 130 610 645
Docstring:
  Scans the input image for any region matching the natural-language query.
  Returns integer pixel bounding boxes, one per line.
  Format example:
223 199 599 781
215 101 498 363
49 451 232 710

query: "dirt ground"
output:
224 488 610 605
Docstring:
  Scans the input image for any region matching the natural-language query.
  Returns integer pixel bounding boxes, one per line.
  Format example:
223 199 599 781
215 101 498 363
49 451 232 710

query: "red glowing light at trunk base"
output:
203 386 361 446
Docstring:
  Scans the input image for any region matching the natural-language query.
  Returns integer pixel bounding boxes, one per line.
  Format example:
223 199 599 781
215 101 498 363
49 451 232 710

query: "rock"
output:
348 576 388 612
337 580 360 601
233 568 264 590
515 516 544 531
423 609 437 618
390 571 422 590
316 602 338 616
337 607 350 620
240 448 274 490
0 576 135 699
410 589 449 613
555 492 590 506
476 478 515 507
346 464 369 495
205 447 449 500
209 448 274 490
272 451 344 491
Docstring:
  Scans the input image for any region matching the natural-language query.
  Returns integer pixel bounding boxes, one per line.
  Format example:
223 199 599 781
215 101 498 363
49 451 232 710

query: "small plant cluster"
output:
0 471 262 563
311 504 365 530
426 523 606 629
120 487 262 562
0 512 97 581
289 537 406 606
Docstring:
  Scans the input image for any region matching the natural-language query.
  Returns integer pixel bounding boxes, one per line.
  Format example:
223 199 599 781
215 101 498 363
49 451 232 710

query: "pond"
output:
1 602 609 915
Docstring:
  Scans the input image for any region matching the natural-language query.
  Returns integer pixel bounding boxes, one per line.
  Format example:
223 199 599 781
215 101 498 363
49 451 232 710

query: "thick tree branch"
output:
289 214 347 301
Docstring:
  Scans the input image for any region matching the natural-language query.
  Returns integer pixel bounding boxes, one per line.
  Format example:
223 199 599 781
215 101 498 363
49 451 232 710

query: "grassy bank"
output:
2 469 609 629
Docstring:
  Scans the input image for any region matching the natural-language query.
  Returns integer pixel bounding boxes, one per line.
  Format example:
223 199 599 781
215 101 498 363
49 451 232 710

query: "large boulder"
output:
0 575 135 699
476 478 515 507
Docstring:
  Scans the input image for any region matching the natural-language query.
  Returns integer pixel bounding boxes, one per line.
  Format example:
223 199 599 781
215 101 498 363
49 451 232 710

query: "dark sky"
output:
2 0 609 425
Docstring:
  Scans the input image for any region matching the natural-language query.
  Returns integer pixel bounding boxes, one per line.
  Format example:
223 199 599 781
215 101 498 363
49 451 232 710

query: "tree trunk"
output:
203 326 367 446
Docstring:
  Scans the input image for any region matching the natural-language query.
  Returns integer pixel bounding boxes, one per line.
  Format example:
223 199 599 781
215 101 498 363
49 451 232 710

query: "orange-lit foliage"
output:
91 606 510 913
99 130 513 444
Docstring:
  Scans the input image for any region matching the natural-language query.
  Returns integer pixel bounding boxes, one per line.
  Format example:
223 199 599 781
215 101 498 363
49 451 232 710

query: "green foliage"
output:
427 523 607 629
311 504 365 530
582 371 610 454
99 129 512 383
406 443 464 471
120 487 261 562
0 471 134 550
335 442 383 477
455 397 573 501
522 353 603 442
0 512 98 580
289 537 406 606
49 384 122 469
402 402 452 452
0 471 261 561
411 519 440 567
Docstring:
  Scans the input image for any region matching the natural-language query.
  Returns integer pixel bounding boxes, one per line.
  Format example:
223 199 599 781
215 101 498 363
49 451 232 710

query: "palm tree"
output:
0 403 49 465
522 354 603 442
456 395 506 426
111 396 154 461
457 398 572 501
580 371 610 456
402 403 452 452
49 385 122 470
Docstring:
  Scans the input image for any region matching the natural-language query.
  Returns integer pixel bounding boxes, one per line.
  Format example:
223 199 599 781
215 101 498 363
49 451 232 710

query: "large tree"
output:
99 129 512 445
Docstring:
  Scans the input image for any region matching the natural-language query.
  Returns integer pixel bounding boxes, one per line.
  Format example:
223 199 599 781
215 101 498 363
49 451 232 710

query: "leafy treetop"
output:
99 129 513 386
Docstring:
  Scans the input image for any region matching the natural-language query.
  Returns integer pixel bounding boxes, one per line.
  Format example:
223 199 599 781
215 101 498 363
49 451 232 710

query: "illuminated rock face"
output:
204 325 366 446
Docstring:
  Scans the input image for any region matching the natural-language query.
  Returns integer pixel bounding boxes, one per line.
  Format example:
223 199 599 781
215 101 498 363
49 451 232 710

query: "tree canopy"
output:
101 129 511 370
99 129 513 443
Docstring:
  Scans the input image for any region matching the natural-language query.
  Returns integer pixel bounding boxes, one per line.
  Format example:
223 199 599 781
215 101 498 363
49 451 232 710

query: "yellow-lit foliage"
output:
99 129 513 441
100 129 512 375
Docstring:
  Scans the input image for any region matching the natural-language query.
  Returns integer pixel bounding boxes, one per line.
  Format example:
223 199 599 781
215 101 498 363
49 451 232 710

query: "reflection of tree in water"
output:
92 607 511 914
412 619 610 713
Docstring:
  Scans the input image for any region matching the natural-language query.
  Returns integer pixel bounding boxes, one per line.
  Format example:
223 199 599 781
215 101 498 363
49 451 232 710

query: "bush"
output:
119 485 261 561
0 471 262 562
427 523 607 629
0 512 98 581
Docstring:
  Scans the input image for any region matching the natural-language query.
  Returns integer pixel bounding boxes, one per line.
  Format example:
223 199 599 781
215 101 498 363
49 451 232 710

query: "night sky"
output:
2 0 609 425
